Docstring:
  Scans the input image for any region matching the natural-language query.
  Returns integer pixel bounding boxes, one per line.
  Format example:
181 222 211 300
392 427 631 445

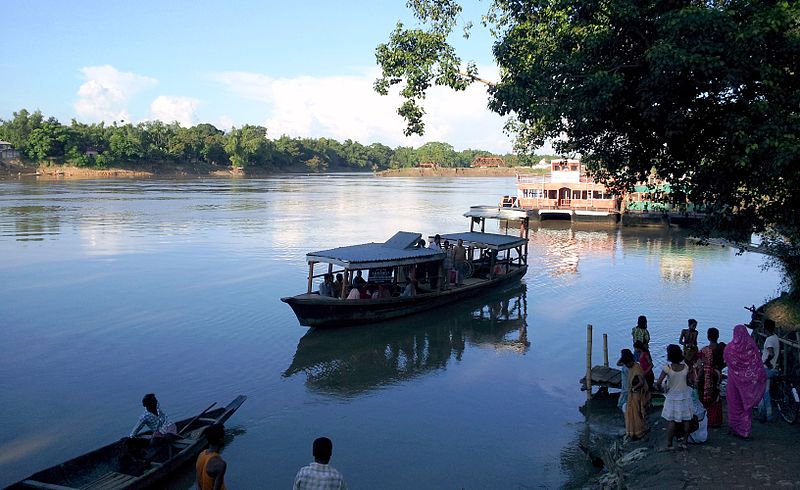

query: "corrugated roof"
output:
464 206 536 221
439 232 527 250
307 232 444 268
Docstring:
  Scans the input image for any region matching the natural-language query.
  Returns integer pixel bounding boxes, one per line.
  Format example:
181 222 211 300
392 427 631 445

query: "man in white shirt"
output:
760 318 780 422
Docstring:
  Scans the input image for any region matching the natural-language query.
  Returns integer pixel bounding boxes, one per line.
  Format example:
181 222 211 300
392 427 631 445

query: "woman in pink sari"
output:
723 324 767 438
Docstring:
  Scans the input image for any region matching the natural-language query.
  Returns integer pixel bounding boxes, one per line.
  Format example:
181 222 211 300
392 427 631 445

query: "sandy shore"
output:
577 391 800 488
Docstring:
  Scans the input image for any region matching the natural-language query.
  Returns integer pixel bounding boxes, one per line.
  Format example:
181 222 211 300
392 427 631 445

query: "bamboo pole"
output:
586 324 593 400
603 333 609 367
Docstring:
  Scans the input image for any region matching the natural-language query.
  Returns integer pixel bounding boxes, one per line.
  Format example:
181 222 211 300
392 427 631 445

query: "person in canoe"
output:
129 393 178 459
196 423 227 490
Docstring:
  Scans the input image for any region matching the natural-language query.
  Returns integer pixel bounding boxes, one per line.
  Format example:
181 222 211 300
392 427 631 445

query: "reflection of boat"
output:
283 285 530 396
281 207 532 328
8 395 247 490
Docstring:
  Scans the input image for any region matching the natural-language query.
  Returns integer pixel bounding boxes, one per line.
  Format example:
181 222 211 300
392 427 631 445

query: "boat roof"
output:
439 231 527 250
464 206 536 221
307 231 445 268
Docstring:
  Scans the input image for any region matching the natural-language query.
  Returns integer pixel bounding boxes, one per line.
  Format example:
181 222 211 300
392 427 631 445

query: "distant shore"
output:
0 161 359 180
377 167 546 177
0 160 549 180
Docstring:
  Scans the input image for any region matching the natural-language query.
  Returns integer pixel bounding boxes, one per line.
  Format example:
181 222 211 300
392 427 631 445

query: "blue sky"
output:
1 1 515 152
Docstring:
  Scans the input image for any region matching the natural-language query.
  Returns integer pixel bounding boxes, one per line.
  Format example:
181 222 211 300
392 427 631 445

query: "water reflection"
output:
284 284 530 397
2 205 62 241
529 222 618 277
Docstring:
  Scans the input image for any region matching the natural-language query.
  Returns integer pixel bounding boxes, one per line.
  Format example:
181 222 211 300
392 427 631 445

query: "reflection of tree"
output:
283 285 530 397
6 205 61 242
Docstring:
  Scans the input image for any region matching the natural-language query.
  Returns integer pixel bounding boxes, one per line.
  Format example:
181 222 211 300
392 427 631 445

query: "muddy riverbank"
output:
575 387 800 488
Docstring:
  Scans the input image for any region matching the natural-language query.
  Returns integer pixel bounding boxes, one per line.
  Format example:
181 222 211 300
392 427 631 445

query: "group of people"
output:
317 236 472 300
618 315 779 450
128 394 347 489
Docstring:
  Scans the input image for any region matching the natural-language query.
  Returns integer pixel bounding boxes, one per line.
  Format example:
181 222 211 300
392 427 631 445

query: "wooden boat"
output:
281 206 533 328
8 395 247 490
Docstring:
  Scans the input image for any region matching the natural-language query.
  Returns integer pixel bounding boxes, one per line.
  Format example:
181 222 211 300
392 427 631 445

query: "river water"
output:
0 175 782 488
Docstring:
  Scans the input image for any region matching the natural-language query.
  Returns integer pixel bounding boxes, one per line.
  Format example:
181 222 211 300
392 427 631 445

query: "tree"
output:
0 109 44 154
376 0 800 293
224 125 271 169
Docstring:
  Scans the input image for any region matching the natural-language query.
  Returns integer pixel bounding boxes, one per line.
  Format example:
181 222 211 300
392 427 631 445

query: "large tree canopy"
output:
376 0 800 291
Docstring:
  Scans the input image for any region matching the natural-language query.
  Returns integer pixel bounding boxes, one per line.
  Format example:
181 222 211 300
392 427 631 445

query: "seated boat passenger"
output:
318 274 335 297
129 393 178 460
130 394 177 438
333 274 344 298
352 270 367 288
401 280 417 297
362 286 373 299
346 286 362 300
374 284 391 299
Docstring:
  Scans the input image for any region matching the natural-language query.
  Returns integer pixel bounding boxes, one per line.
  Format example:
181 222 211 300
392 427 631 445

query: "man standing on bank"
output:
294 437 347 490
196 423 227 490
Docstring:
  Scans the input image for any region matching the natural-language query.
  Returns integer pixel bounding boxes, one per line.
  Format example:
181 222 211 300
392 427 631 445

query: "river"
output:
0 175 782 488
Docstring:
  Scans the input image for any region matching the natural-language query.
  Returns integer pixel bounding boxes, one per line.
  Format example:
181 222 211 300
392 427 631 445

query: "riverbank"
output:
377 166 546 177
1 160 546 180
0 160 371 180
577 391 800 488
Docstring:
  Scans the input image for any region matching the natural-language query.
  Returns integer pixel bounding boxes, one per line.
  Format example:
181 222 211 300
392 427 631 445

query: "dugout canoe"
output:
8 395 246 490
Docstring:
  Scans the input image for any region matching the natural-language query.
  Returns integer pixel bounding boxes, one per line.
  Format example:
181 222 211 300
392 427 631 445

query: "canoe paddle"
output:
177 402 217 436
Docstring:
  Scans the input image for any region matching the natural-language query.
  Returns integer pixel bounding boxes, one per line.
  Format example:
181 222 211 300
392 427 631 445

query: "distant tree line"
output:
0 109 530 172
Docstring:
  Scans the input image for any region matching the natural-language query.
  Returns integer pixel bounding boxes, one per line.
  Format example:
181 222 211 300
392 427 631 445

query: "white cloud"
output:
149 95 199 127
211 68 513 153
74 65 157 123
216 115 234 131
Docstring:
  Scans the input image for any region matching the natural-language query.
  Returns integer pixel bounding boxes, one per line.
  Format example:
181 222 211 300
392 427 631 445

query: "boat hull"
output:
9 395 246 490
282 266 527 328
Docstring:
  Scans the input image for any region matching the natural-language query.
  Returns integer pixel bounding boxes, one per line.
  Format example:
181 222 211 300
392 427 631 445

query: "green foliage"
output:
377 0 800 293
0 109 520 176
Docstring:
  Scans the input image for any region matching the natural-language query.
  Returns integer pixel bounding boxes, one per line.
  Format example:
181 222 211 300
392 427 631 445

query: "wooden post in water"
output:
603 333 609 367
586 324 593 400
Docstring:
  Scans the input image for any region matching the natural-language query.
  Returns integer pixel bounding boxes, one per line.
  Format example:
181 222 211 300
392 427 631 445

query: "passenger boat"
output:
511 159 620 223
281 207 532 328
8 395 247 490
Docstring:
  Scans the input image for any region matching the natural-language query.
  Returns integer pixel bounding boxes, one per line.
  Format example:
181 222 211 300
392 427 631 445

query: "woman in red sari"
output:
698 327 724 427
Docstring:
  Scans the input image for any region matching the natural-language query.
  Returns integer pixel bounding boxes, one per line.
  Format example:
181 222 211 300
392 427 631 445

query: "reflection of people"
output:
196 424 227 490
724 324 767 439
294 437 347 490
